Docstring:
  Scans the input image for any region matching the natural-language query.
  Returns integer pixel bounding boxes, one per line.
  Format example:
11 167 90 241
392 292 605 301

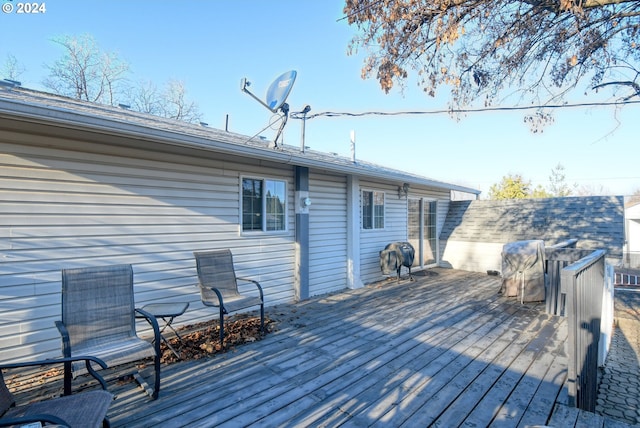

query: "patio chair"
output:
194 249 264 344
55 264 161 400
0 355 113 428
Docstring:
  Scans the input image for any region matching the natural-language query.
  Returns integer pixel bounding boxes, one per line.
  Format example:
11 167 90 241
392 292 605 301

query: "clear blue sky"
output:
1 0 638 197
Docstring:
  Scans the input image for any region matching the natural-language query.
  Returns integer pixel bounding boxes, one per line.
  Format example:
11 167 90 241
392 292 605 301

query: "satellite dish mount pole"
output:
241 79 273 112
273 103 289 148
240 71 297 149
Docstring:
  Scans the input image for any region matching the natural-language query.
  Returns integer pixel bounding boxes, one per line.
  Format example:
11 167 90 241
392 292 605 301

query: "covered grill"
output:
500 240 545 303
380 241 415 282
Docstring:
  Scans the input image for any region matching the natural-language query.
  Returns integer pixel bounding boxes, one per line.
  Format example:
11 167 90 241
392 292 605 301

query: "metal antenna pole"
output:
298 105 311 153
300 112 307 153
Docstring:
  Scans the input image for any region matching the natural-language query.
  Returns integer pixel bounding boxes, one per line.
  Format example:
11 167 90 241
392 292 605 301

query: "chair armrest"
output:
236 277 264 302
135 308 162 359
203 286 226 312
0 414 69 427
55 320 72 358
0 356 109 392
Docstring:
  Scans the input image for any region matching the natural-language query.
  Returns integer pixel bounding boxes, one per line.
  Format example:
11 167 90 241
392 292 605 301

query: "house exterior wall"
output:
0 137 298 362
627 219 640 268
625 202 640 268
436 197 451 262
0 89 479 364
308 171 348 296
358 180 408 284
357 180 451 284
628 219 640 251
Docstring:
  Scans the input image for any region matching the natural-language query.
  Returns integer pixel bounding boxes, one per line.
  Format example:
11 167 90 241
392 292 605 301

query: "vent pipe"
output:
350 130 356 163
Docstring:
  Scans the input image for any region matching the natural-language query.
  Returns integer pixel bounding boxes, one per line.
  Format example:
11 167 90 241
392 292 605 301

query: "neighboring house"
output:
0 86 479 363
440 197 625 273
624 198 640 269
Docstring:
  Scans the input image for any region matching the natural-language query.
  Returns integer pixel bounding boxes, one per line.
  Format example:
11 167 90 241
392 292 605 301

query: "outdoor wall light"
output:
398 183 410 199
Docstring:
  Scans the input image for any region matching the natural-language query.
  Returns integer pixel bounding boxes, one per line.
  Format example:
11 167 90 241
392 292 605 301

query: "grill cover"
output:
500 240 545 303
380 242 415 275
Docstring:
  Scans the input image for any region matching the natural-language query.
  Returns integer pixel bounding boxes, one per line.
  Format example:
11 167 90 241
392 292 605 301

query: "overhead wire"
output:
289 99 640 120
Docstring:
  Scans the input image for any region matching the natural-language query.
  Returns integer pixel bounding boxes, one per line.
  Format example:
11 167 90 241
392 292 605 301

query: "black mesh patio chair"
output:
194 249 264 344
55 264 161 400
0 356 113 428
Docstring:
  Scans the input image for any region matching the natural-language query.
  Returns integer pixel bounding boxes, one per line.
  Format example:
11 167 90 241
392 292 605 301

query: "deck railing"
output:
544 242 590 316
615 271 640 286
622 250 640 269
562 249 607 412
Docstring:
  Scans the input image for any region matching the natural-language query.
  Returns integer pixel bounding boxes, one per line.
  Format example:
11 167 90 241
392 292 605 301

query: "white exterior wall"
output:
440 241 505 273
628 220 640 253
0 139 296 363
308 171 348 296
627 204 640 268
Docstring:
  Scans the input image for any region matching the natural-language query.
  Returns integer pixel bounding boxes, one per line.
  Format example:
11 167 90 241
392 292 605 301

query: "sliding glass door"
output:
408 198 438 268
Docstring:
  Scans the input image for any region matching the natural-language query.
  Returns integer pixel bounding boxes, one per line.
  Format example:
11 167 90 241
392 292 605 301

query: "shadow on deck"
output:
109 268 569 427
9 268 632 427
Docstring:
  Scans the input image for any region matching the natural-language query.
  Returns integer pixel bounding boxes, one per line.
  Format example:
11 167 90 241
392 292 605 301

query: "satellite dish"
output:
265 70 297 112
241 70 297 113
241 70 298 148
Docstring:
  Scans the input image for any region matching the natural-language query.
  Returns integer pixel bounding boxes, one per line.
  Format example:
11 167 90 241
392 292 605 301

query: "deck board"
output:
105 269 571 427
11 268 606 427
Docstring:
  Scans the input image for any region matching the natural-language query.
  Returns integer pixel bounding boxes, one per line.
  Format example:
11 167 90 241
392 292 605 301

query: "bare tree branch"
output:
1 54 26 82
345 0 640 110
43 34 129 104
42 34 202 123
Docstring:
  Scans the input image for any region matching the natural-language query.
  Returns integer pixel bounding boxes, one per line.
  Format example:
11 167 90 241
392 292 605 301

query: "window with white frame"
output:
242 177 286 232
362 190 385 229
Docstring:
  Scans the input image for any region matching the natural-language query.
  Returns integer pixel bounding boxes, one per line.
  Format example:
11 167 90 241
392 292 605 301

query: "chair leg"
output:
260 303 265 335
63 359 72 396
152 353 160 400
219 306 225 344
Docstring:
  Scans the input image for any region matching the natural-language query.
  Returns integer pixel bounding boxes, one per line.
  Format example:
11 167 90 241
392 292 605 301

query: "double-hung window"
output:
242 177 286 232
362 190 385 229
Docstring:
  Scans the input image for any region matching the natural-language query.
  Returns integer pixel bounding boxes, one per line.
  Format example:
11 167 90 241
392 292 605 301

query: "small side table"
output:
139 302 189 359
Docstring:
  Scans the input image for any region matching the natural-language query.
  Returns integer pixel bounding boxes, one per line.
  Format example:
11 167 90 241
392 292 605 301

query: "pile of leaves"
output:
158 315 275 364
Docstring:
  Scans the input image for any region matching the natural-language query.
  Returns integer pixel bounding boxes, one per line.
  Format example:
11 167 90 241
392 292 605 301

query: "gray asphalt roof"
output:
440 196 625 257
0 85 480 195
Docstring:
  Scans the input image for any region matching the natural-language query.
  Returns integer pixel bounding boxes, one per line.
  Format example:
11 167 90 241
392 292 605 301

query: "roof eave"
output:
0 94 481 195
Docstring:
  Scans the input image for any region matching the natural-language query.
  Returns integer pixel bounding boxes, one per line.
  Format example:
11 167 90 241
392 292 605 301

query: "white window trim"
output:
240 175 288 234
361 189 386 231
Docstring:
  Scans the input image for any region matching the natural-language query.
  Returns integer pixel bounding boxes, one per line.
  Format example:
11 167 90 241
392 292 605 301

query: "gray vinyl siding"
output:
308 172 348 296
436 195 451 263
358 184 451 284
0 140 296 363
358 180 408 284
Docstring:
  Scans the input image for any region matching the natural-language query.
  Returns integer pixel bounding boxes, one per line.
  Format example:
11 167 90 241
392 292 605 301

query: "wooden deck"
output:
99 268 571 427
